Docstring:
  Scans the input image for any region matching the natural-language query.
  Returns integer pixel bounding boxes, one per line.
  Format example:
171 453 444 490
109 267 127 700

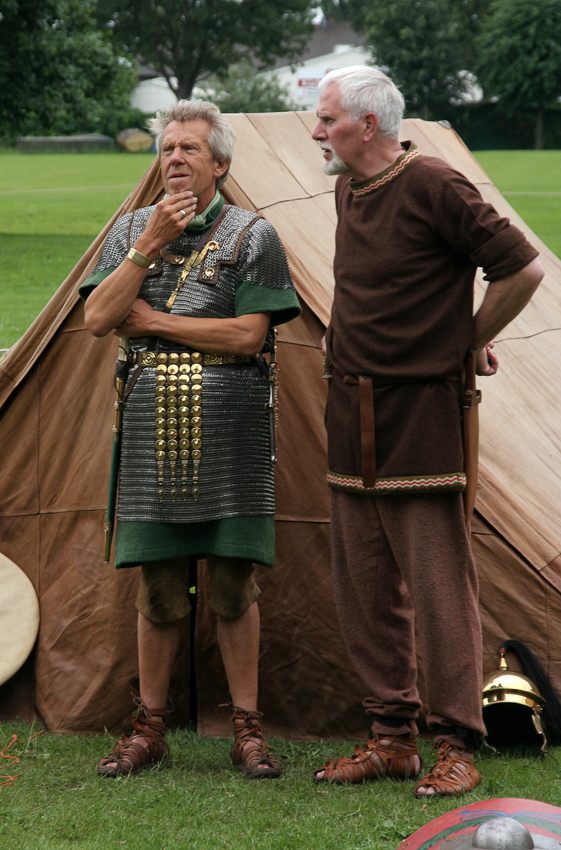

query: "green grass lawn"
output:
475 150 561 259
0 150 154 351
1 720 560 850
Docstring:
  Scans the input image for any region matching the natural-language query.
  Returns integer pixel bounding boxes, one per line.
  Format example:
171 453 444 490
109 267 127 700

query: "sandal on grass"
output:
312 733 422 784
414 740 480 797
230 707 283 779
97 701 169 777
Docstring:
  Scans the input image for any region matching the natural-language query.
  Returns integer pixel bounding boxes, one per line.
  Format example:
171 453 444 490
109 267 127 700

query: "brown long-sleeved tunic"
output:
325 143 539 494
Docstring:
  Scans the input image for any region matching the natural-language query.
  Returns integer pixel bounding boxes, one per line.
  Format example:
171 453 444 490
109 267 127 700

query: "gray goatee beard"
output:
322 148 348 176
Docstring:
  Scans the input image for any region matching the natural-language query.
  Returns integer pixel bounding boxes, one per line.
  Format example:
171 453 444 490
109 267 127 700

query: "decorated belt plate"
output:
154 351 203 501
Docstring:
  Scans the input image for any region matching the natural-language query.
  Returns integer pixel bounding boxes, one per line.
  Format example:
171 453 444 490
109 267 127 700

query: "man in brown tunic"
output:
311 66 544 796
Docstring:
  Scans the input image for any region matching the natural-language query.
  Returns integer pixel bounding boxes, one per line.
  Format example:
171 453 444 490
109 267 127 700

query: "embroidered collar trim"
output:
350 143 421 197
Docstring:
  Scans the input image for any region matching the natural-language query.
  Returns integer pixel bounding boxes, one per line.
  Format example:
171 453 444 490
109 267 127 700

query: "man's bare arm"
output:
472 256 544 362
116 299 272 357
84 191 198 337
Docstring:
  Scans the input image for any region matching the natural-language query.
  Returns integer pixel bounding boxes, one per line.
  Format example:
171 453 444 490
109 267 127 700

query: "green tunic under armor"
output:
80 195 301 567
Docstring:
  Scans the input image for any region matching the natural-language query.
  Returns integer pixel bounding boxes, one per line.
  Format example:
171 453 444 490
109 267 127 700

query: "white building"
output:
270 44 370 111
131 76 178 114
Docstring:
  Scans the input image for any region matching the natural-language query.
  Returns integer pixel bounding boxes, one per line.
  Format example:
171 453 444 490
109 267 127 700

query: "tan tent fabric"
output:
0 114 560 739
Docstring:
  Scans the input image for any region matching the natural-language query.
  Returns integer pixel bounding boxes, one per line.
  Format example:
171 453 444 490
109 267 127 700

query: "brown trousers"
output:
331 489 484 748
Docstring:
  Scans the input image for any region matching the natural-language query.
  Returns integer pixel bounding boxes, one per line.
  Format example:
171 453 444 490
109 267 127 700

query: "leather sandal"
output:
230 707 283 779
97 701 169 777
414 740 480 797
312 733 422 784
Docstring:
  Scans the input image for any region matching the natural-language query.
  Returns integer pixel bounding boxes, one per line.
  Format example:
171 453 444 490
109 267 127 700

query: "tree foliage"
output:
333 0 492 119
0 0 137 141
476 0 561 149
197 61 298 114
96 0 316 101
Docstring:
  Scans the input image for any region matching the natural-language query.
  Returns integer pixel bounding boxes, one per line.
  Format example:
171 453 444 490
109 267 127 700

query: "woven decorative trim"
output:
327 470 466 494
350 145 421 197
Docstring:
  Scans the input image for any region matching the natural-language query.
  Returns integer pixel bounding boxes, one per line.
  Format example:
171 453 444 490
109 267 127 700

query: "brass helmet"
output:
482 650 547 751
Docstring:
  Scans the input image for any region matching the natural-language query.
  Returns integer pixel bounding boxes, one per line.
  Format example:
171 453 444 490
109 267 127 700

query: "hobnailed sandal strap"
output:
312 734 422 785
97 701 169 777
414 741 481 797
131 702 167 740
230 706 283 779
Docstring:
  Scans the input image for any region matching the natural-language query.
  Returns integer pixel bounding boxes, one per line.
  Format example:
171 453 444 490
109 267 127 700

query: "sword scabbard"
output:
104 336 130 562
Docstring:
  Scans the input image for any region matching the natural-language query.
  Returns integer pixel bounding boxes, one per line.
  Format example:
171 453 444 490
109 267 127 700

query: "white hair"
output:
318 66 404 139
147 100 235 189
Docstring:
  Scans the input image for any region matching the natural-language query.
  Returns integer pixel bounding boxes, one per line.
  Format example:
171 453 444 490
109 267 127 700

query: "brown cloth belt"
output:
343 370 463 496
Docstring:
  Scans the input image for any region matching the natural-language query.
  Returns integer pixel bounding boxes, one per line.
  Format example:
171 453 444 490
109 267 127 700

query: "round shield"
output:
397 798 561 850
0 552 40 686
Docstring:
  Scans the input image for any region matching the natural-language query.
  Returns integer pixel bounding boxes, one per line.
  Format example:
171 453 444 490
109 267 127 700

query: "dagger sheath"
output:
104 336 130 563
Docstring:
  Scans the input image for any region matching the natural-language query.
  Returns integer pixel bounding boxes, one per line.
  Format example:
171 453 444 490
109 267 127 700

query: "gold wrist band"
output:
127 248 152 268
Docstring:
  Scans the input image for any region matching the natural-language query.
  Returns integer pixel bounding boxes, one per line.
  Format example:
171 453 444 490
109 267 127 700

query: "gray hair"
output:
147 100 235 189
318 66 404 139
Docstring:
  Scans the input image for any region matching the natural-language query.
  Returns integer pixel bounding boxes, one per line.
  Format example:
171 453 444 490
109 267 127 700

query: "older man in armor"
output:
80 100 301 779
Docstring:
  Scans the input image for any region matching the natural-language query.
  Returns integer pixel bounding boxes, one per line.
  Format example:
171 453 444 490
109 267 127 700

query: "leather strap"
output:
462 348 481 525
161 204 230 313
358 375 376 489
121 361 144 404
343 370 464 493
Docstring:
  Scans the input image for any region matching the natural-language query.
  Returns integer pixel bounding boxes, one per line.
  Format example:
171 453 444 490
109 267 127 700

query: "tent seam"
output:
256 191 334 211
495 327 561 343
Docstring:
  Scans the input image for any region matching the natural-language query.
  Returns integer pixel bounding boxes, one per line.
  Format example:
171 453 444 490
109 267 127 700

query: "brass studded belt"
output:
132 351 253 368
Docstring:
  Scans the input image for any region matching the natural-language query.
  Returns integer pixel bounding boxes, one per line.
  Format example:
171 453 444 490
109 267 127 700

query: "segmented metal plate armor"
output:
91 205 294 523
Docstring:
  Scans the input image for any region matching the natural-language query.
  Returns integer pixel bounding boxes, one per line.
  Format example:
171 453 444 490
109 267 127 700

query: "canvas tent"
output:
1 113 560 739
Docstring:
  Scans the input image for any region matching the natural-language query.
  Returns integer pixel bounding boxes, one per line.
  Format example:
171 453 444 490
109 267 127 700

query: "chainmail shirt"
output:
86 204 299 525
